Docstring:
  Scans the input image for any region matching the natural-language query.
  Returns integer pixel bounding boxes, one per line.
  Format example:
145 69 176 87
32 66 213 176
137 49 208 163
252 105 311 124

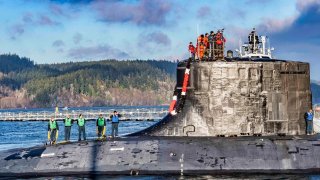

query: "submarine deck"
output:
1 135 320 177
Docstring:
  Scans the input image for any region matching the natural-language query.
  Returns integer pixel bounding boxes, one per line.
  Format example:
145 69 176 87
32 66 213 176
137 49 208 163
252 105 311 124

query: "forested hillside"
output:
0 54 176 108
1 54 320 109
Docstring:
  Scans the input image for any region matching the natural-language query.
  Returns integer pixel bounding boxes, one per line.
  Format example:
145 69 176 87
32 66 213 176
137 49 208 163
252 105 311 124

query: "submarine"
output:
0 29 318 177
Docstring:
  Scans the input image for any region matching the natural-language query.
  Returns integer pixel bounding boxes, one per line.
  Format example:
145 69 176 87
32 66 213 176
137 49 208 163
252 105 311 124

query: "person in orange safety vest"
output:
215 31 226 59
196 34 204 60
215 31 226 45
197 42 205 60
197 34 204 46
188 42 196 59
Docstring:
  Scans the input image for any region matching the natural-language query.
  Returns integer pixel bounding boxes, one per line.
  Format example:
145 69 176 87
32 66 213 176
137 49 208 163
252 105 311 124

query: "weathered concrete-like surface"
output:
134 60 311 136
1 136 320 177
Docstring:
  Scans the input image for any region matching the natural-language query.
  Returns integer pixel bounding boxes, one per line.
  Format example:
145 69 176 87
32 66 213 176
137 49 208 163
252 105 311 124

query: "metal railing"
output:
0 107 168 121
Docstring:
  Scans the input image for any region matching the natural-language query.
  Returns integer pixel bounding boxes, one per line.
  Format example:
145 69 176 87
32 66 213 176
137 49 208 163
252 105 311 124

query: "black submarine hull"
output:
1 136 320 177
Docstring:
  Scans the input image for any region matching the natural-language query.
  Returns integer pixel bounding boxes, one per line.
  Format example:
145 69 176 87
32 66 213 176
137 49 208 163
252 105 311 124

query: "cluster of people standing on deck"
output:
47 111 121 144
188 29 226 61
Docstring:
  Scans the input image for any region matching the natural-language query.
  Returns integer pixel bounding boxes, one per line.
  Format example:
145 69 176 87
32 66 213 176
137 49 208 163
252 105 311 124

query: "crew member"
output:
64 114 73 141
77 114 86 141
208 31 215 59
197 42 205 60
48 117 59 144
215 31 222 45
110 111 121 138
305 109 314 135
203 33 209 59
204 33 209 48
197 34 204 46
96 114 106 139
197 34 204 60
215 31 226 59
188 42 196 59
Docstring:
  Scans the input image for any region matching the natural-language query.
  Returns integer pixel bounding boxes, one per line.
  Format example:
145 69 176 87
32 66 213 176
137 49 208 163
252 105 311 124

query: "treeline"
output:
1 54 320 108
0 54 177 108
0 54 34 73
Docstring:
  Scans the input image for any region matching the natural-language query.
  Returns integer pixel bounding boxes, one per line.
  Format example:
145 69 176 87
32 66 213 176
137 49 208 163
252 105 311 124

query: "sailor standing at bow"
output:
110 111 121 138
64 114 73 142
96 114 106 139
77 114 86 141
48 117 59 145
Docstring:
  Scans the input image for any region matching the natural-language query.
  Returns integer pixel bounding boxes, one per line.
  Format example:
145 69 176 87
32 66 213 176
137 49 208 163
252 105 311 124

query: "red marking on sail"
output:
181 69 190 95
169 96 177 112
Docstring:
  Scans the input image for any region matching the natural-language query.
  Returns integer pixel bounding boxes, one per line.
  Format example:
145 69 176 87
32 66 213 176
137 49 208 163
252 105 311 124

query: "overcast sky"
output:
0 0 319 79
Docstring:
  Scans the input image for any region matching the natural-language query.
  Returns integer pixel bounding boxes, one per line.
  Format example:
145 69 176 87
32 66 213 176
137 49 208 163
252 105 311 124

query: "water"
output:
0 120 156 151
0 106 165 151
0 107 320 179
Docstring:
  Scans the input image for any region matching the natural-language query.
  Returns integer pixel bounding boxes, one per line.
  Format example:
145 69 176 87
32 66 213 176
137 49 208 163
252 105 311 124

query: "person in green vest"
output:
47 117 59 144
96 114 106 139
77 114 86 141
64 114 73 141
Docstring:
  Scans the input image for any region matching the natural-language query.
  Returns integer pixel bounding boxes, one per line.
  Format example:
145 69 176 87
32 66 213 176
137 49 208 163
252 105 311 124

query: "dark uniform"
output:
208 31 215 59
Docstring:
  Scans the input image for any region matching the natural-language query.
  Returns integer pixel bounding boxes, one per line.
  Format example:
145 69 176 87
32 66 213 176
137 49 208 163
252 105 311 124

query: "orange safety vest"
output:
203 36 209 47
198 44 205 58
188 44 196 53
215 33 223 45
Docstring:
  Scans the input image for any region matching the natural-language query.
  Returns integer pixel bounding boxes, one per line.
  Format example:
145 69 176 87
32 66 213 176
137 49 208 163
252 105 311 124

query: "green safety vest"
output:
65 118 72 127
97 117 105 127
49 121 57 130
78 118 85 127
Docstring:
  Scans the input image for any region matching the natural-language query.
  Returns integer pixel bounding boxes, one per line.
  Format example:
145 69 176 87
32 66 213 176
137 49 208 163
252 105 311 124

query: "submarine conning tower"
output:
131 29 312 137
174 60 311 136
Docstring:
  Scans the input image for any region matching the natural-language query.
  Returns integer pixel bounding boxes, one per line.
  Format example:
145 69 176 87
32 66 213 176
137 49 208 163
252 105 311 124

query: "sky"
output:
0 0 319 79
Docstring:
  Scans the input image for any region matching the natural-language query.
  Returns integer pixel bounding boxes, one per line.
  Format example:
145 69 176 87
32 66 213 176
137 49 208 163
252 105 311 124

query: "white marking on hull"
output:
170 110 177 115
110 147 124 151
41 153 55 158
180 153 184 176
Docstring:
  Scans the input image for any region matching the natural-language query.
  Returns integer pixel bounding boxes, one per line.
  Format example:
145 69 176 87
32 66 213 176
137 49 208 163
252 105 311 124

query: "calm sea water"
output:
0 107 320 179
0 106 166 151
0 120 157 151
